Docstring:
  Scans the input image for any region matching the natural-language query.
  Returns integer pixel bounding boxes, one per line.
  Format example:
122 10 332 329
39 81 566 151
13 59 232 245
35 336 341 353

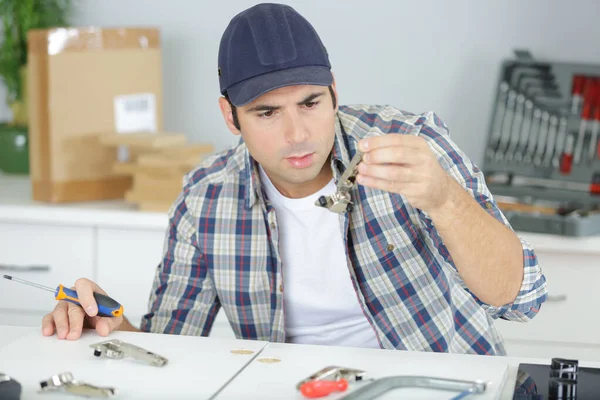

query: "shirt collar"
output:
243 113 353 209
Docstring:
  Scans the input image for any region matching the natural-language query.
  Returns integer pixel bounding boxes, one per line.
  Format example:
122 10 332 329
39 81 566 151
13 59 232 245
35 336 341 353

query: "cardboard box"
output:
27 27 162 202
99 133 214 212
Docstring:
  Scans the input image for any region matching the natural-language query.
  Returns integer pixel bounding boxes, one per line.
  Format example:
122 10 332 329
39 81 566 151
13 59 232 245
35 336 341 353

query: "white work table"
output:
2 325 600 400
0 325 267 400
1 174 600 361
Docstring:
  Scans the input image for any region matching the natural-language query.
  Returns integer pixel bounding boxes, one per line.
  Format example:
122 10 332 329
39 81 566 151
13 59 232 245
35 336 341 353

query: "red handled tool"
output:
300 379 349 398
573 79 597 164
560 134 575 175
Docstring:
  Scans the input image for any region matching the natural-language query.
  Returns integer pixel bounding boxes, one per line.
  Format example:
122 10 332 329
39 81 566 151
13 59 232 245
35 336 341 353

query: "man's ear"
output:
218 97 241 136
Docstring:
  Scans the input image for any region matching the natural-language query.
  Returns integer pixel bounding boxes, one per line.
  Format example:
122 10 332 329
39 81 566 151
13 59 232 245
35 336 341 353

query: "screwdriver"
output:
3 275 123 317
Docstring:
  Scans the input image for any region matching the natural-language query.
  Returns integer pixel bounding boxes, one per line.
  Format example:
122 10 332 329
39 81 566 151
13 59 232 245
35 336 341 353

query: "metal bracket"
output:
90 339 168 367
39 372 116 398
296 366 368 390
315 151 363 213
339 376 486 399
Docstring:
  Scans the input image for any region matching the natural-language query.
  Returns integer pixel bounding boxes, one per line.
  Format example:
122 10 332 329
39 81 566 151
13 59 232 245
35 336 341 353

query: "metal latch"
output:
296 366 368 390
339 376 487 399
315 151 363 213
39 372 116 398
90 339 168 367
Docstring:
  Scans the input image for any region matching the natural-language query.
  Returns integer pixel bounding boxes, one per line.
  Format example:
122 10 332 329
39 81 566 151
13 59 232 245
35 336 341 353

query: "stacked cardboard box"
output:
27 27 163 202
99 133 214 212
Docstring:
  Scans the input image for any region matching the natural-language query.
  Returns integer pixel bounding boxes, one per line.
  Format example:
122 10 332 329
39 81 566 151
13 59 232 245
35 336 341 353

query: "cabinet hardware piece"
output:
315 151 363 213
91 339 168 367
339 376 486 399
39 372 116 398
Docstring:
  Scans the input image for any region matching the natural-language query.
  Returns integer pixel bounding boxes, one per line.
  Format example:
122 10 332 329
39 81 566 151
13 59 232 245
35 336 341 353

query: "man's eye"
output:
260 110 275 118
304 101 319 109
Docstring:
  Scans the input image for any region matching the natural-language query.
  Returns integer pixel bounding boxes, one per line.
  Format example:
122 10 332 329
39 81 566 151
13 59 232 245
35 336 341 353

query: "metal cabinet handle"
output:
0 264 51 272
547 294 567 302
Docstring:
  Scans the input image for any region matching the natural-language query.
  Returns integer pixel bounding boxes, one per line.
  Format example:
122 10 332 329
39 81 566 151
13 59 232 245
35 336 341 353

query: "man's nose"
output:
284 111 308 144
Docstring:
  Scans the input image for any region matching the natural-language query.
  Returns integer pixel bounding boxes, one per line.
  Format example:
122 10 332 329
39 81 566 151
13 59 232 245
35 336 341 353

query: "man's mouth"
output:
286 153 314 168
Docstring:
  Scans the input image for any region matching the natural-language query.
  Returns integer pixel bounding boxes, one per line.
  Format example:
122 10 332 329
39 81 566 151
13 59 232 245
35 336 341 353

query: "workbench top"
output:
2 325 600 400
0 174 167 230
2 174 600 253
0 325 267 400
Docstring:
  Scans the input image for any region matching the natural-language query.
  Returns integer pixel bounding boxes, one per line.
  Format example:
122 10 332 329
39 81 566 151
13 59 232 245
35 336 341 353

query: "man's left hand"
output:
357 135 453 213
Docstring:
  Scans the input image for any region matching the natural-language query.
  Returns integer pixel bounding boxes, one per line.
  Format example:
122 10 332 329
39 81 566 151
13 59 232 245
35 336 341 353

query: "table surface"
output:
0 325 267 400
217 341 510 400
2 325 600 400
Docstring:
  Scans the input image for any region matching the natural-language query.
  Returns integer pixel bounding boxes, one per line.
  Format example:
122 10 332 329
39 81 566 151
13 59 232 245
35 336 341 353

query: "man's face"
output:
219 84 338 198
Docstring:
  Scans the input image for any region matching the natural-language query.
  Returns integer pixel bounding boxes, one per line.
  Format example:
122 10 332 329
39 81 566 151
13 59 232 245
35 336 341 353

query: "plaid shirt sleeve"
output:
140 181 220 335
415 112 547 322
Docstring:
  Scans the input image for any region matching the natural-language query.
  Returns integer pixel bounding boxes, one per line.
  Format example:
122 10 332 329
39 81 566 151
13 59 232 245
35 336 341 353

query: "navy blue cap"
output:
218 3 333 106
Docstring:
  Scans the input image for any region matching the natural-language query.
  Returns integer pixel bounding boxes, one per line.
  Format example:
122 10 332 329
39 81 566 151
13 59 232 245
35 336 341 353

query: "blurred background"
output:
1 0 600 364
1 0 600 164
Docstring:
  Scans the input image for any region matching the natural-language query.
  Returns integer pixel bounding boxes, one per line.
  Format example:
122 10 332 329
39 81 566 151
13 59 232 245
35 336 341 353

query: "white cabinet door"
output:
96 227 165 328
495 251 600 345
0 222 94 314
96 227 234 338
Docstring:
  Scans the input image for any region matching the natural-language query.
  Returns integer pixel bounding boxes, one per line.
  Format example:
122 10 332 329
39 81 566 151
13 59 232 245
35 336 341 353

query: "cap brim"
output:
226 66 333 107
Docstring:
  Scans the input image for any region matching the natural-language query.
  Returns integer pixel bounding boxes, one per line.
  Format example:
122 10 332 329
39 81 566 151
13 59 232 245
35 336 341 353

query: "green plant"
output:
0 0 72 125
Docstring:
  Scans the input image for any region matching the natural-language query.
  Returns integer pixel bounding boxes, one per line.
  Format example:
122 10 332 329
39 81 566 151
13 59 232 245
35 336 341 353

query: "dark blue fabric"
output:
218 3 333 106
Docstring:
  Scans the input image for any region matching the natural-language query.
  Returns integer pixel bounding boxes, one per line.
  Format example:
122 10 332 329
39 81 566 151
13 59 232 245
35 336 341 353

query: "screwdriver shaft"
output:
2 275 56 293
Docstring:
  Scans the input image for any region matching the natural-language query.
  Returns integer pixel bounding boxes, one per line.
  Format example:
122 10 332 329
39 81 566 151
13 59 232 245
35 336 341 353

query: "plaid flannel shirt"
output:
140 104 547 356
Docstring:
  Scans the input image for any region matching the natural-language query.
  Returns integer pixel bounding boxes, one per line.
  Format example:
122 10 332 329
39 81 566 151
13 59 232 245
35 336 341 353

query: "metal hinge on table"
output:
90 339 168 367
39 372 116 398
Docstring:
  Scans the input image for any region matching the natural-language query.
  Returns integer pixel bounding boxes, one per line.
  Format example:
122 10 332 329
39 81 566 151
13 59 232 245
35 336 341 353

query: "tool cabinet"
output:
483 50 600 236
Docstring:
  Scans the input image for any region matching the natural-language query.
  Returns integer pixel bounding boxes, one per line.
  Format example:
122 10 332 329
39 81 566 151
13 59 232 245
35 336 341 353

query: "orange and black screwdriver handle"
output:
55 284 123 317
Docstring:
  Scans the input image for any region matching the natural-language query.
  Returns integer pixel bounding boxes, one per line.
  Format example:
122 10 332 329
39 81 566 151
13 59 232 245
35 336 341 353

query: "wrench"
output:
542 115 559 167
526 86 563 99
533 111 550 166
552 117 568 168
486 81 510 160
505 94 525 161
588 108 600 163
495 90 517 160
509 66 553 89
573 111 590 165
523 108 542 164
514 99 534 162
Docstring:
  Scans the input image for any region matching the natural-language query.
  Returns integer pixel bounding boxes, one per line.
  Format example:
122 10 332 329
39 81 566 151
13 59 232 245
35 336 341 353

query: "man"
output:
42 3 547 355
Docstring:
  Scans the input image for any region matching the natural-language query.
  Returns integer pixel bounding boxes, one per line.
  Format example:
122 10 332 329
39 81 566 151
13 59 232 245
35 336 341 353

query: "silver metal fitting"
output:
315 151 363 214
39 372 116 398
339 376 487 399
90 339 168 367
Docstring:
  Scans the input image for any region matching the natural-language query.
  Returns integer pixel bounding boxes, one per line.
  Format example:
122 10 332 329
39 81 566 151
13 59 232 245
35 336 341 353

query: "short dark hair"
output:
224 85 337 131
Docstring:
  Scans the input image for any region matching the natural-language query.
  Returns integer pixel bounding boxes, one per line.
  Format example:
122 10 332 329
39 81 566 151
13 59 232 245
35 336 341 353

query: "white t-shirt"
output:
259 167 380 349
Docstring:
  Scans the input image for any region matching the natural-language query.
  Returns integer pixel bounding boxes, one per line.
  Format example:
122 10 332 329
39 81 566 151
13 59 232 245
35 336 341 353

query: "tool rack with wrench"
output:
483 50 600 236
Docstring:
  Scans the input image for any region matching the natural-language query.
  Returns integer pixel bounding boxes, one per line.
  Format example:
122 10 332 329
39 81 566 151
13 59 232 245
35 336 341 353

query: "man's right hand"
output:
42 278 123 340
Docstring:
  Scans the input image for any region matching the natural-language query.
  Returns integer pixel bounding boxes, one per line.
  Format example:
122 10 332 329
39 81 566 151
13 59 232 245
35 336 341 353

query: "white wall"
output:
4 0 600 166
